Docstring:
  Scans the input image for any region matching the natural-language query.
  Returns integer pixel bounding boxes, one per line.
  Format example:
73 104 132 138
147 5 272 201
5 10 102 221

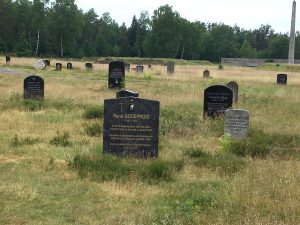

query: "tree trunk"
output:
35 29 40 56
60 36 63 58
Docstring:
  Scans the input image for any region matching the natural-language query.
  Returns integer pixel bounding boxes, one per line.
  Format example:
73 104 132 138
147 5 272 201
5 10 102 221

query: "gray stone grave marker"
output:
33 59 46 70
277 74 287 85
167 62 175 74
203 70 210 78
124 63 130 72
67 63 72 69
224 109 249 139
136 65 144 73
226 81 238 103
43 59 50 66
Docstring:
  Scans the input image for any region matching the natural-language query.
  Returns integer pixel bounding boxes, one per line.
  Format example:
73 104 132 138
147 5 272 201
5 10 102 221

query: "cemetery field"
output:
0 60 300 225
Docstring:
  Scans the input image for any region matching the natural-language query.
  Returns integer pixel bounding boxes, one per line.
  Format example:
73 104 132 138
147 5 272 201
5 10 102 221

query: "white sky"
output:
75 0 297 33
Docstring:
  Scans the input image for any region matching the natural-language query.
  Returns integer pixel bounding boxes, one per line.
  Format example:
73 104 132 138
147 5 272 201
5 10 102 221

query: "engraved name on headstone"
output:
24 75 44 99
224 109 249 139
108 61 125 89
226 81 238 103
277 74 287 85
103 97 160 157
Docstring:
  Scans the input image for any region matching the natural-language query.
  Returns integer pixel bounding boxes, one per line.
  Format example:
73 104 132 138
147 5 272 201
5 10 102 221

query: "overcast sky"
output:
75 0 297 33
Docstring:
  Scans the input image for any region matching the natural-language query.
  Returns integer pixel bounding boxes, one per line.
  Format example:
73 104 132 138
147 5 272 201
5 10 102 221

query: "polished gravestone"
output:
6 56 10 63
203 85 233 118
136 65 144 73
33 59 46 70
108 61 125 89
224 109 249 139
226 81 238 103
116 90 139 98
167 62 175 74
24 75 44 99
85 63 93 70
67 63 72 69
277 74 287 85
56 63 62 71
203 70 210 78
103 97 160 157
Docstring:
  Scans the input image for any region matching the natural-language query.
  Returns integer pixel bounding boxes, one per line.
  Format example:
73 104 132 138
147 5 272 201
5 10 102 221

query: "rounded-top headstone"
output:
67 62 72 69
226 81 238 103
56 63 62 71
203 70 210 78
33 59 46 70
224 109 249 139
85 63 93 70
6 56 11 63
24 75 44 99
277 74 287 85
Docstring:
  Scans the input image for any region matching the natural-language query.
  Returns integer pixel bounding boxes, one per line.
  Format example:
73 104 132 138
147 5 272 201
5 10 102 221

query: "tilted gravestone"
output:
224 109 249 139
124 63 130 72
203 70 210 78
85 63 93 70
277 74 287 85
136 65 144 73
203 85 233 118
108 61 125 89
32 59 46 70
24 75 44 99
116 90 139 98
6 56 10 63
67 63 72 69
226 81 238 103
43 59 50 66
167 62 175 74
103 97 160 157
56 63 62 71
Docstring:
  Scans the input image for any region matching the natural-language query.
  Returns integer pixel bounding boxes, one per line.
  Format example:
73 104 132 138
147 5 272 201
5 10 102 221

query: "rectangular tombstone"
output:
24 75 44 99
224 109 249 139
124 63 130 72
204 85 233 118
67 63 72 69
56 63 62 71
116 90 139 98
43 59 50 66
136 65 144 73
167 62 175 74
277 74 287 85
203 70 210 78
6 56 10 63
85 63 93 70
226 81 238 103
108 61 125 88
103 97 160 158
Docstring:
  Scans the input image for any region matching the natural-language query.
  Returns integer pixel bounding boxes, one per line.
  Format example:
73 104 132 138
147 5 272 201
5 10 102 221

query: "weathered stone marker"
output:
103 97 160 157
24 75 44 99
108 61 125 89
67 63 72 70
203 85 233 118
224 109 249 139
56 63 62 71
33 59 46 70
85 63 93 70
43 59 50 66
6 56 10 63
124 63 130 72
136 65 144 73
116 90 139 98
203 70 210 78
226 81 238 102
167 62 175 74
277 74 287 85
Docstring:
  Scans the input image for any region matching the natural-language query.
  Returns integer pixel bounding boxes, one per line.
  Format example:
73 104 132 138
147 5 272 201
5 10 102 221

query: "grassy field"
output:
0 57 299 225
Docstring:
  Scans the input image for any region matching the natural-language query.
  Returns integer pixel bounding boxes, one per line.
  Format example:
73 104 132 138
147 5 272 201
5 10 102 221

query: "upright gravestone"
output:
24 75 44 99
203 85 233 118
277 74 287 85
226 81 238 103
224 109 249 139
85 63 93 70
203 70 210 78
6 56 10 63
136 65 144 73
103 97 160 157
148 64 152 69
67 63 72 69
116 90 139 98
33 59 46 70
167 62 175 74
108 61 125 89
124 63 130 73
43 59 50 66
56 63 62 71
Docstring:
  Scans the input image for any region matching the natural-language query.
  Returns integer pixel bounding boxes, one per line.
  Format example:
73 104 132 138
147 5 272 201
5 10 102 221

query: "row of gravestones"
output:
33 59 94 71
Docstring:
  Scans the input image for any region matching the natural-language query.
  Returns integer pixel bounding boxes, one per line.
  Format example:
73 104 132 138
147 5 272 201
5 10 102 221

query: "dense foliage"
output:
1 0 299 61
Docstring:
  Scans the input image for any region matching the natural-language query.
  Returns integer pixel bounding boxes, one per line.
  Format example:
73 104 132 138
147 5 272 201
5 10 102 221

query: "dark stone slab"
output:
24 75 44 99
277 74 287 85
124 63 130 72
226 81 238 103
67 63 72 69
203 85 233 118
85 63 93 70
109 61 125 89
203 70 210 78
116 90 139 98
103 97 160 158
148 64 152 68
56 63 62 71
136 65 144 73
167 62 175 74
6 56 10 63
43 59 50 66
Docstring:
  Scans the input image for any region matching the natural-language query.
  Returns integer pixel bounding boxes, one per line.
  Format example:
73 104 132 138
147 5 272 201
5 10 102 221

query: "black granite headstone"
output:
85 63 93 70
124 63 130 72
167 62 175 74
56 63 62 71
103 97 160 158
108 61 125 89
43 59 50 66
277 74 287 85
67 63 72 69
203 85 233 118
24 75 44 99
136 65 144 73
203 70 210 78
6 56 10 63
226 81 238 103
116 90 139 98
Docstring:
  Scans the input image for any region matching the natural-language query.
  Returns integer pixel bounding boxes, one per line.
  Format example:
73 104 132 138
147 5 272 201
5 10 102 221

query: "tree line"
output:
1 0 300 61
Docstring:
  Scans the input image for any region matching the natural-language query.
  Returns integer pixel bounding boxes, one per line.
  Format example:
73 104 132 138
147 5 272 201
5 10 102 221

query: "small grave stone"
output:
203 85 233 118
6 56 11 63
24 75 44 99
148 64 152 69
43 59 50 66
108 61 125 89
67 63 72 69
124 63 130 72
277 74 287 85
56 63 62 71
33 59 46 70
167 62 175 74
116 90 139 98
136 65 144 73
203 70 210 78
226 81 238 103
85 63 93 70
103 97 160 157
224 109 249 139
